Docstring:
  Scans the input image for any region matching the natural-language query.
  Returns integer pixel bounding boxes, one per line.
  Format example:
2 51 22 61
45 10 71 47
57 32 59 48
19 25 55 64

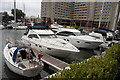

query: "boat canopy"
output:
27 26 49 29
94 30 107 36
99 30 108 33
12 46 28 62
99 28 114 32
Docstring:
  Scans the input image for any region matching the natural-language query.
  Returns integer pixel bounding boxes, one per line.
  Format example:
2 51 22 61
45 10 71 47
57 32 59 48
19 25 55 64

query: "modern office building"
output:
41 1 120 30
41 2 74 25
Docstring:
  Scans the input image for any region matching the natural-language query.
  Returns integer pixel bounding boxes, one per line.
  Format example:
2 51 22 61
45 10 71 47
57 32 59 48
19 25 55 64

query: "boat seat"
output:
31 61 39 66
18 63 26 69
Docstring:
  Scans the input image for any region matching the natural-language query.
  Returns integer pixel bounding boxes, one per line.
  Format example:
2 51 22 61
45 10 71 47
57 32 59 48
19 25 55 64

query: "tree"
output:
2 12 13 24
11 9 25 21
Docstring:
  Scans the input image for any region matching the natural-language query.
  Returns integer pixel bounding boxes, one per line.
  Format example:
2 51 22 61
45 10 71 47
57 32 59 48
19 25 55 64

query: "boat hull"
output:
21 38 79 58
30 41 78 58
58 36 103 49
3 43 44 77
5 58 23 76
69 39 102 49
5 59 43 77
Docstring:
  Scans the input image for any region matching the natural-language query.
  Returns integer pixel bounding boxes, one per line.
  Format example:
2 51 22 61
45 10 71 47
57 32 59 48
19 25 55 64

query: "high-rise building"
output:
41 1 120 30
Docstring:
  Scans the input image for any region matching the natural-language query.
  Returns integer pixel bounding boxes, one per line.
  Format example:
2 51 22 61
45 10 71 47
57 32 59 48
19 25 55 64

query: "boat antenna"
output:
98 0 105 29
14 0 16 29
13 0 18 41
23 1 25 13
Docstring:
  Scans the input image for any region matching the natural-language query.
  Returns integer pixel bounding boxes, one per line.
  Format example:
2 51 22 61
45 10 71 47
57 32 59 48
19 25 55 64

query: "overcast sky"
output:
0 0 119 18
0 0 42 17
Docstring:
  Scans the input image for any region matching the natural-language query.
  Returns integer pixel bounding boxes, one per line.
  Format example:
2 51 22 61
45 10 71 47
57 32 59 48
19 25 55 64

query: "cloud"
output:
42 0 119 2
2 0 42 2
1 0 119 17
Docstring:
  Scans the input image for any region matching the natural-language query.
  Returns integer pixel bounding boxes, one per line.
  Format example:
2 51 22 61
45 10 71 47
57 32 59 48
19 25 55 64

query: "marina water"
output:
0 29 99 80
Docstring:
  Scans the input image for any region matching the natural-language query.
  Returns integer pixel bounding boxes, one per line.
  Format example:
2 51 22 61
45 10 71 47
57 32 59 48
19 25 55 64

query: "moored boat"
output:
21 26 80 58
3 42 44 77
55 28 103 49
0 24 4 29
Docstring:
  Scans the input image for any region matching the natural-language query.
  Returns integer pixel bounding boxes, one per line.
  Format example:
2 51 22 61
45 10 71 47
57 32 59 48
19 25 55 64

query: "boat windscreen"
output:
39 34 57 38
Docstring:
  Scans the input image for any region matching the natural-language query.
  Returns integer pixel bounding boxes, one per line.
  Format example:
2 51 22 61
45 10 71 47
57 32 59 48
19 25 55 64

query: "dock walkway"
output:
41 53 69 71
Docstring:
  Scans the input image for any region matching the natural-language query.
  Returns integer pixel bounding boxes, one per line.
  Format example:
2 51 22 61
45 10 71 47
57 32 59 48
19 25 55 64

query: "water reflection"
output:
67 49 96 63
55 49 96 64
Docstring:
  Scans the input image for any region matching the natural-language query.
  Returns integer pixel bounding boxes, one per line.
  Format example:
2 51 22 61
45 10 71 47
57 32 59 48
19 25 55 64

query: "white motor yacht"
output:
55 28 103 49
0 24 4 29
50 23 65 32
50 23 75 32
21 27 80 58
13 25 27 30
90 30 114 41
3 42 44 77
50 23 65 29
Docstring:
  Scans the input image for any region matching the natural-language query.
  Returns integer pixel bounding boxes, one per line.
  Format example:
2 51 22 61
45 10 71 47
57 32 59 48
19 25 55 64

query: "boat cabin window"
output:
28 34 39 39
39 34 57 38
89 35 100 39
56 31 75 36
10 52 12 57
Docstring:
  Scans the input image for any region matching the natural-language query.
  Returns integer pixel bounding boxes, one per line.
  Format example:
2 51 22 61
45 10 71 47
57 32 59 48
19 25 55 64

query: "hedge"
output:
48 44 120 80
